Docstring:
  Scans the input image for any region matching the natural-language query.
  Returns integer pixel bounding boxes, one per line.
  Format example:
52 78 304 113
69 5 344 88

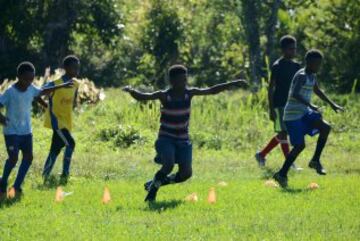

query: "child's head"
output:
168 65 188 90
17 62 35 89
305 49 323 73
63 55 80 78
280 35 297 59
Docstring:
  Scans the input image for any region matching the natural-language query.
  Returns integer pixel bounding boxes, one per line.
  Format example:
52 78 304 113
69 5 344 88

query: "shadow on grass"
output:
35 175 68 190
260 167 277 180
280 188 309 195
0 195 22 209
144 199 183 213
344 168 360 175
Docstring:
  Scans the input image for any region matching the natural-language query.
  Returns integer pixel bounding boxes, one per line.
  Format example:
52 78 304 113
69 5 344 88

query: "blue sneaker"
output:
255 151 266 167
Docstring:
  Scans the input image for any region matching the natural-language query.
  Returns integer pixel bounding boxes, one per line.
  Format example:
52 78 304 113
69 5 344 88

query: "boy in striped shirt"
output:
273 50 344 188
123 65 247 202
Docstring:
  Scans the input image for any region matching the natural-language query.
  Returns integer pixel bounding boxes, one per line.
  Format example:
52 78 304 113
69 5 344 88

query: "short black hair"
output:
168 65 187 79
305 49 323 63
17 61 35 76
280 35 297 49
63 55 80 67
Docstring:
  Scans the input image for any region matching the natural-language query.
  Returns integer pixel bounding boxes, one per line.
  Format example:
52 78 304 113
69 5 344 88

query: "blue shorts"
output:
285 111 322 146
154 137 192 166
4 134 33 159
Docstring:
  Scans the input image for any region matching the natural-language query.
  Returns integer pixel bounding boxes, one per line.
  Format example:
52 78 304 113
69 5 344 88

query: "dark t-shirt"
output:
271 58 301 108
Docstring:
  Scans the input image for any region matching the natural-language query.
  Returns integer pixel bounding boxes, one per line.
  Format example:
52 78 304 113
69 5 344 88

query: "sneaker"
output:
144 185 158 202
144 180 152 192
273 172 288 188
0 190 6 202
59 174 69 185
309 161 327 175
291 163 303 171
255 151 266 167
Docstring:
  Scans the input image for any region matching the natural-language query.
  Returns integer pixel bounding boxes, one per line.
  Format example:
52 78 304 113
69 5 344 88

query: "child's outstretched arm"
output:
39 81 74 96
189 79 247 97
35 97 48 109
122 86 165 101
314 82 344 113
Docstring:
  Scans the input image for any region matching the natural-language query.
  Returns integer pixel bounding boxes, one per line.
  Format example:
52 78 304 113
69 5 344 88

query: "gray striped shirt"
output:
284 68 316 121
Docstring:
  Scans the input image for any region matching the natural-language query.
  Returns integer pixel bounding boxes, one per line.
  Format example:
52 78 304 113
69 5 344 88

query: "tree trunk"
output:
239 0 262 88
265 0 282 65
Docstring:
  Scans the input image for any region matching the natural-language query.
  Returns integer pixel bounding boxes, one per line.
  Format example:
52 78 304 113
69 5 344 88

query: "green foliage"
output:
98 125 146 148
1 0 359 92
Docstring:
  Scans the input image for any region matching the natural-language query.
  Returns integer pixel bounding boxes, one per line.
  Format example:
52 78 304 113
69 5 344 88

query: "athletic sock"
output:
280 139 290 158
260 136 280 158
13 160 32 191
0 160 16 192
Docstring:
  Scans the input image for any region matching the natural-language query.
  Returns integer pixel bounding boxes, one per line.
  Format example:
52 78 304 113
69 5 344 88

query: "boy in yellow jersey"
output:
42 55 80 184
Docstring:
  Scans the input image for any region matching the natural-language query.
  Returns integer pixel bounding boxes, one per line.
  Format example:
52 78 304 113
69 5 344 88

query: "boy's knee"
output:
277 132 287 140
23 153 33 162
161 161 175 174
8 156 18 165
295 143 306 152
178 169 192 182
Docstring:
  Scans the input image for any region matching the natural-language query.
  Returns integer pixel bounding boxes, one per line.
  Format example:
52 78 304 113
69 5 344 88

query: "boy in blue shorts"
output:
0 62 72 199
123 65 247 202
256 35 302 170
273 50 344 188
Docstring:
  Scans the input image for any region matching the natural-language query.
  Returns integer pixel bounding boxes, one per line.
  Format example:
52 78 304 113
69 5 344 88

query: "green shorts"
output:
274 107 287 133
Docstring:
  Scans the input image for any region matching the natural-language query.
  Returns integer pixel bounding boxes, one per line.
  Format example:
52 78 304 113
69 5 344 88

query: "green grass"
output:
0 89 360 240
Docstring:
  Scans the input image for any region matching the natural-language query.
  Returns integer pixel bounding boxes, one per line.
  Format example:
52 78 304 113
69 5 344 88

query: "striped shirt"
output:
284 68 316 121
158 89 191 140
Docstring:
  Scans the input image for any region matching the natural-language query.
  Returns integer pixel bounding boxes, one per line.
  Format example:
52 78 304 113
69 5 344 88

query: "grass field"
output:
0 89 359 240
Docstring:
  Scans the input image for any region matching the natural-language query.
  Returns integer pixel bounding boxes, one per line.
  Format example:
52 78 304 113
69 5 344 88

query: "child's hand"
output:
309 104 319 112
122 86 133 93
331 103 344 113
64 81 74 88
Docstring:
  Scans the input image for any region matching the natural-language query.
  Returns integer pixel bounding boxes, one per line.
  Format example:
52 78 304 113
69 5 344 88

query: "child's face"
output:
307 59 322 73
65 62 80 78
282 43 297 59
170 74 187 90
18 71 35 89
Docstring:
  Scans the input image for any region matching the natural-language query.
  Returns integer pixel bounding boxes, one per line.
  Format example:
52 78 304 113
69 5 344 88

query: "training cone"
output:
218 181 228 187
308 182 320 190
207 187 216 204
265 180 279 188
55 186 64 202
7 187 16 199
185 193 198 202
102 186 111 204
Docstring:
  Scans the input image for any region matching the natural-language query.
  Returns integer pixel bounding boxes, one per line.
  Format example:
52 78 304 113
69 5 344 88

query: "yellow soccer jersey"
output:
44 77 80 131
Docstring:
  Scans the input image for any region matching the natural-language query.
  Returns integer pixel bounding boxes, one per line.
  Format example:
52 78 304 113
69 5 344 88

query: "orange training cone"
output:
207 187 216 204
55 186 64 202
308 182 320 190
102 186 111 204
185 193 199 202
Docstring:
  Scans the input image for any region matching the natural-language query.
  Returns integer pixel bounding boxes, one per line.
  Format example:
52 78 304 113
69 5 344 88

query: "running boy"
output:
123 65 247 202
256 35 301 170
42 55 80 184
273 50 344 188
0 62 72 199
